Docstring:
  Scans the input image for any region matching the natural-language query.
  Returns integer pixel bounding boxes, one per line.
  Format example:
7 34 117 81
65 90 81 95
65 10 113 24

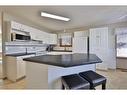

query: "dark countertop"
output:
23 53 102 67
6 53 36 57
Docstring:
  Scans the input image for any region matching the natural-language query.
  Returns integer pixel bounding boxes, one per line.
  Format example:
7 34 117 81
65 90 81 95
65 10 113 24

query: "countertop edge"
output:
23 59 102 68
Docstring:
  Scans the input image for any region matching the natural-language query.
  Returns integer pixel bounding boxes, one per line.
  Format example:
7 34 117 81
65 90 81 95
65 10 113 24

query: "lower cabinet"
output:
17 57 25 79
6 55 35 82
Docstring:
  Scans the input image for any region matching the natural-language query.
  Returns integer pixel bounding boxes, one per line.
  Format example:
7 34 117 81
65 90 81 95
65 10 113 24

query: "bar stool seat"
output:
61 74 90 89
79 70 106 89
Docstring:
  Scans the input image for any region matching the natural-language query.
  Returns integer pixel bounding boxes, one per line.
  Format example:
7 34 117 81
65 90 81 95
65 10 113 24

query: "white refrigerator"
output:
72 37 88 53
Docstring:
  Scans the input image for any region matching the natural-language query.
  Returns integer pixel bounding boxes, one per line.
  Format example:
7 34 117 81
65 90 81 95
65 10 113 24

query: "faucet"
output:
25 48 27 54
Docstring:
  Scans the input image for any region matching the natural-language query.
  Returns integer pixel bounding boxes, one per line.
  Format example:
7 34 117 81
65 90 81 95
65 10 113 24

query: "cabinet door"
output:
90 27 108 49
17 57 25 79
21 24 30 32
73 37 88 53
11 21 22 30
49 34 57 44
6 57 17 81
30 30 49 43
90 28 101 53
30 28 40 40
90 27 108 70
74 31 89 37
42 32 50 44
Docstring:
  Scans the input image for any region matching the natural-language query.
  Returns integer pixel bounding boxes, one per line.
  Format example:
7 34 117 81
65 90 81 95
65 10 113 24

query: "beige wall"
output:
0 12 3 79
0 12 1 52
55 21 127 33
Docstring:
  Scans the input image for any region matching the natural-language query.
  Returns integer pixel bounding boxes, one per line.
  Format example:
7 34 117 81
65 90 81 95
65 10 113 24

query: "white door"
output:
73 37 88 53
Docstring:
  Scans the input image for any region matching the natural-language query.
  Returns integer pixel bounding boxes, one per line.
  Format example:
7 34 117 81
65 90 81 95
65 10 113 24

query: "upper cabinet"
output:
74 30 89 37
8 21 57 45
11 21 30 32
30 29 57 44
29 28 40 40
89 27 109 49
49 34 57 44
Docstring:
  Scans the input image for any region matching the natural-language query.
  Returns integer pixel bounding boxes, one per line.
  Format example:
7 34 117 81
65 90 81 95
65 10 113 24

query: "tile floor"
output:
0 69 127 89
0 78 25 89
96 69 127 89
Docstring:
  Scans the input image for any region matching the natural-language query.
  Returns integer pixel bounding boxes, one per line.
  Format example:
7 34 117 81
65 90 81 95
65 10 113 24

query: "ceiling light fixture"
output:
41 12 70 21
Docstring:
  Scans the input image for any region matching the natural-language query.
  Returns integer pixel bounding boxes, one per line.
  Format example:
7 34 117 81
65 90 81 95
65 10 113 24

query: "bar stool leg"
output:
62 84 65 89
90 85 95 90
102 82 106 90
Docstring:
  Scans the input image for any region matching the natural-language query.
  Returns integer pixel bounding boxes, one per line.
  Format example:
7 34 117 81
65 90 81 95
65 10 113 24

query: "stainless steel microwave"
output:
11 33 31 41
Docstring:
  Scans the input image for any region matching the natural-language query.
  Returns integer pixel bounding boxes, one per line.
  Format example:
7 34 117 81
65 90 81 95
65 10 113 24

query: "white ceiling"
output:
1 6 127 32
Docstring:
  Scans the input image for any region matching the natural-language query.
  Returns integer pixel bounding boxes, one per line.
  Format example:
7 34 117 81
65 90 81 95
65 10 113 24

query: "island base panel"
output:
26 61 96 89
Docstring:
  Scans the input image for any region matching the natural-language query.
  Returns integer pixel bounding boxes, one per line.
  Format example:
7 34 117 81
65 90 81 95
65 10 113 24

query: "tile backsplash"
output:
5 46 47 54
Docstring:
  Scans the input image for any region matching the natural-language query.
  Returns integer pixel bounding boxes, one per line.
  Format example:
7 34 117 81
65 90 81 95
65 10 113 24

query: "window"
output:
58 33 72 47
116 28 127 57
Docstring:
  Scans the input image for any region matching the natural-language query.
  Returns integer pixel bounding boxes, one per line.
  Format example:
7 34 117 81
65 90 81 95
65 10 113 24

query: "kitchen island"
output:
23 53 102 89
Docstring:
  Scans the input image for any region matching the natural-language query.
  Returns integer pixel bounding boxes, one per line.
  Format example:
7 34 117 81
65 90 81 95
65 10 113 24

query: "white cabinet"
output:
11 21 30 32
30 29 57 44
6 56 25 82
73 31 88 53
49 34 57 44
73 37 88 53
42 32 50 44
30 28 48 43
90 27 109 70
17 57 25 79
10 21 57 44
39 32 57 44
29 28 36 40
6 54 35 82
11 21 21 30
30 28 41 40
74 30 89 37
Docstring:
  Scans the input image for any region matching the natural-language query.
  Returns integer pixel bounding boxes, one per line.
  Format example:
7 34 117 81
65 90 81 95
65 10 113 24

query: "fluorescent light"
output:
41 12 70 21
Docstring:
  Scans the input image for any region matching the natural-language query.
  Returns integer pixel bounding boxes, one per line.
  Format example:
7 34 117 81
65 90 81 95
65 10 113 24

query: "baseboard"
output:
117 68 127 70
96 69 108 72
16 76 26 82
2 77 7 80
